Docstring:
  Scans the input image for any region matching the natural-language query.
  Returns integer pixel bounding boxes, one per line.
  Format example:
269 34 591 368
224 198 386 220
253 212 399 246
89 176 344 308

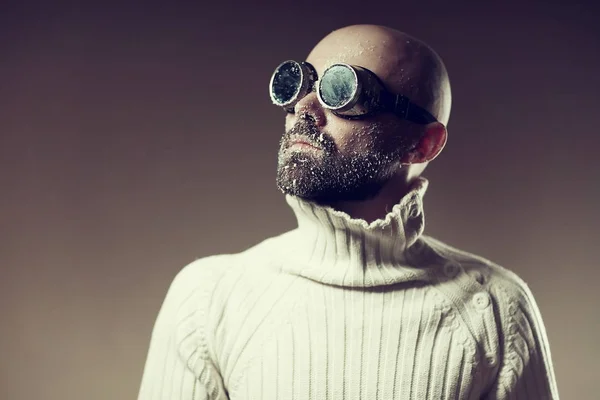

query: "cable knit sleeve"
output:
138 260 229 400
485 270 560 399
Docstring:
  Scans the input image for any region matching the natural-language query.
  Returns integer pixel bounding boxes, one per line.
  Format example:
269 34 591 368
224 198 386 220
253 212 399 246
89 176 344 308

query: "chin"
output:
276 173 385 204
276 147 393 204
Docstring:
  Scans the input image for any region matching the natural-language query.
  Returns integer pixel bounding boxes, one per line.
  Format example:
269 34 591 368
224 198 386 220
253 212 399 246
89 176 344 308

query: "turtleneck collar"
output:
280 176 436 288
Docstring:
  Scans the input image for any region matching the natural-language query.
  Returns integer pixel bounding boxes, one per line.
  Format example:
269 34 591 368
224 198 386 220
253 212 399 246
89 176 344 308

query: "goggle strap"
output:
393 95 411 120
406 104 437 124
389 92 437 124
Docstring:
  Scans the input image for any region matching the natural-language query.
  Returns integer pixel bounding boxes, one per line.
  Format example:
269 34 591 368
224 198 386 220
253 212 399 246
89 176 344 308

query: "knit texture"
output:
138 177 559 399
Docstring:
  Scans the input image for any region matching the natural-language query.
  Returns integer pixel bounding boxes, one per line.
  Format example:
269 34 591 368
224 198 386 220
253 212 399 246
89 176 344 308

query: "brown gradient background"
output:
1 1 599 399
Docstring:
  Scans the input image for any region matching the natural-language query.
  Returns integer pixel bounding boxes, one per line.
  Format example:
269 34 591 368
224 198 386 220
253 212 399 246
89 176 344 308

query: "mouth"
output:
287 137 323 151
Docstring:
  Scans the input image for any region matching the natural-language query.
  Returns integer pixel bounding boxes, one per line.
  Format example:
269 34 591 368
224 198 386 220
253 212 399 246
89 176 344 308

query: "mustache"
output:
282 118 337 153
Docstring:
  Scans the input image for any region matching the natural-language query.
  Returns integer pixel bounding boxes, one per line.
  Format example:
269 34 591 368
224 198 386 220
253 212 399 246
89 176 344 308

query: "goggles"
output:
269 60 437 124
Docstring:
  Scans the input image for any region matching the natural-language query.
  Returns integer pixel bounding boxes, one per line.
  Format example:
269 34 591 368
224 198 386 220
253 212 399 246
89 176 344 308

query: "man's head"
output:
275 24 451 204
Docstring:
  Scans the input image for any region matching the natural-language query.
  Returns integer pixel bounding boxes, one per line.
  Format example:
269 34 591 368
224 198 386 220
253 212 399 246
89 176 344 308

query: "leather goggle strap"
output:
379 84 437 125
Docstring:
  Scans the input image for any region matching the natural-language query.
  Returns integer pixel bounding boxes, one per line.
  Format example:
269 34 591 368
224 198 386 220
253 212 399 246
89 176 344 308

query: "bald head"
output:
306 25 452 125
276 25 451 215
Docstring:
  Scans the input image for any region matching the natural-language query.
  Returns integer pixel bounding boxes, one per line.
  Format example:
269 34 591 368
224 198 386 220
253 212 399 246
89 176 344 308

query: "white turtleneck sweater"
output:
137 177 559 399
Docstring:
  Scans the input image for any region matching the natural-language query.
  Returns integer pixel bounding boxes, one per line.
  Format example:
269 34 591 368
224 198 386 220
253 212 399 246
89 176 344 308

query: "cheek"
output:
334 120 395 153
325 120 371 152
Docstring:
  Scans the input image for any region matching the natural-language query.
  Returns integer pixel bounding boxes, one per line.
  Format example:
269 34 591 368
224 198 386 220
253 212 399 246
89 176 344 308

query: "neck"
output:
281 176 431 287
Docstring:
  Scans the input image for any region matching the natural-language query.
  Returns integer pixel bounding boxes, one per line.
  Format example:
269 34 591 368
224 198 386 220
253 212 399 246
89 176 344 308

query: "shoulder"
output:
421 235 553 371
172 255 232 287
421 234 532 296
164 254 235 312
419 238 558 396
166 229 296 310
176 233 295 336
421 235 546 339
159 255 234 339
172 229 293 283
159 246 272 364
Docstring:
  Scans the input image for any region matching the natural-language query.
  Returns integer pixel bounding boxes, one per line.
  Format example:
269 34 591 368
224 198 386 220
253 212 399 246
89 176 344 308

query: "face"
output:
275 28 426 203
275 97 420 204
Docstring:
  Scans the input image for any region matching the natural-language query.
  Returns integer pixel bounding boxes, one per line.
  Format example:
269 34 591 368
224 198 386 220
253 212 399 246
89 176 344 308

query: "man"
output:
138 25 559 399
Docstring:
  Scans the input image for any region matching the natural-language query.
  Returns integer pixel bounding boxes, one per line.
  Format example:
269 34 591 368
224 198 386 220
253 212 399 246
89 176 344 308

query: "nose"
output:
294 92 327 127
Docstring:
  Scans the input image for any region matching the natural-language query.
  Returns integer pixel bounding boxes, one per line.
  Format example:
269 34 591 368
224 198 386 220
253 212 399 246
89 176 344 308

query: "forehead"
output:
305 32 412 91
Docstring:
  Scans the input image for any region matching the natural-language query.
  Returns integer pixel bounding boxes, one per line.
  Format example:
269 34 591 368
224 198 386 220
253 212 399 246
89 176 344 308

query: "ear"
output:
401 122 447 164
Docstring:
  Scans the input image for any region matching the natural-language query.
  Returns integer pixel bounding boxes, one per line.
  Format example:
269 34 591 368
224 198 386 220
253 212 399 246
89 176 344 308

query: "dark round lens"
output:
319 65 357 108
271 61 302 105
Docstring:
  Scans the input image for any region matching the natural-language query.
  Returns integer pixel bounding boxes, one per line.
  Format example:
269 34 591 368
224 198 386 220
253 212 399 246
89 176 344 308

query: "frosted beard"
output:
276 117 414 204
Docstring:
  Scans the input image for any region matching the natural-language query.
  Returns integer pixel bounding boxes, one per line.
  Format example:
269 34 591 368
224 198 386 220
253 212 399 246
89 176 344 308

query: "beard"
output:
276 117 414 204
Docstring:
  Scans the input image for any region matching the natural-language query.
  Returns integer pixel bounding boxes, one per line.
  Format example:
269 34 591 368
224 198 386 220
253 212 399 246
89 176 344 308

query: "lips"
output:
287 136 322 150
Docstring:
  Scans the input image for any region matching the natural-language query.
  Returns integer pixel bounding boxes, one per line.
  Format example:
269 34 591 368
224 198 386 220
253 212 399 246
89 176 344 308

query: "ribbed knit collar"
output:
281 177 434 287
